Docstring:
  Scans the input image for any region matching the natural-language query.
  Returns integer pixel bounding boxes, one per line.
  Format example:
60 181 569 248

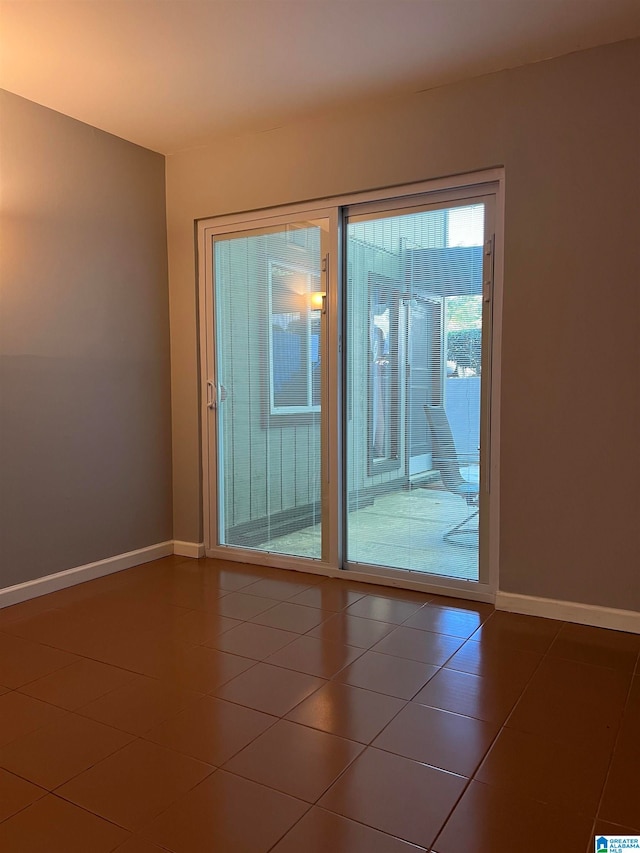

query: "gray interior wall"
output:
166 38 640 612
0 91 173 589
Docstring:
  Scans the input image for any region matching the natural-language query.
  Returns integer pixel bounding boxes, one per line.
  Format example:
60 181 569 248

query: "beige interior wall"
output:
166 39 639 611
0 91 173 588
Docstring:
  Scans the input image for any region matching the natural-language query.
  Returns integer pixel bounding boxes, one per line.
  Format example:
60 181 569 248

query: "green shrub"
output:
447 328 481 373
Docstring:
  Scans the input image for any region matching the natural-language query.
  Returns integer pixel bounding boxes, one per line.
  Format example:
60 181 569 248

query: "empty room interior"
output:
0 2 639 852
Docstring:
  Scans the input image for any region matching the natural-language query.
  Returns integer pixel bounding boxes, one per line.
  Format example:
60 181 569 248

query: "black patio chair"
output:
424 404 479 546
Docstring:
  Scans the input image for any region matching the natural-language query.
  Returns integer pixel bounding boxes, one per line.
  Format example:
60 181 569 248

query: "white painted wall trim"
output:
0 541 174 609
496 591 640 635
173 540 206 558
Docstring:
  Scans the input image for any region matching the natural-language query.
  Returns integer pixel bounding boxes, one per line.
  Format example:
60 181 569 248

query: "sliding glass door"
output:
344 198 492 582
200 177 499 592
207 216 331 561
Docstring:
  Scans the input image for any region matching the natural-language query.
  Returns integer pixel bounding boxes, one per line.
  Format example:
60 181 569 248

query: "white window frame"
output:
268 259 321 416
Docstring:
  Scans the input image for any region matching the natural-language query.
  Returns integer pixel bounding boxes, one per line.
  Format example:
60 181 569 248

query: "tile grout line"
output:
428 615 567 852
309 607 495 851
591 643 640 834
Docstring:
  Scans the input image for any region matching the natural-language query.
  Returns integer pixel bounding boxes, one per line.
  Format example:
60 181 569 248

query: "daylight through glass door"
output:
344 202 489 581
212 219 329 560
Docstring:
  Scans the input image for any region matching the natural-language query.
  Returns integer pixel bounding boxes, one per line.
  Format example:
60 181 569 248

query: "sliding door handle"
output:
206 380 216 409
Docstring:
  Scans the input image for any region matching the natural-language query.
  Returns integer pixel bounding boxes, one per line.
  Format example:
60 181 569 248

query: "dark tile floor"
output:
0 556 638 852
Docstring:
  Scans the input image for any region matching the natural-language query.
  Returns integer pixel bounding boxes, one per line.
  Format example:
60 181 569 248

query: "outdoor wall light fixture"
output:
309 291 325 311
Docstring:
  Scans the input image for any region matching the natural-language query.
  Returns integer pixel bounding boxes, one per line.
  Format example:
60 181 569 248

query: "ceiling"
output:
1 0 639 155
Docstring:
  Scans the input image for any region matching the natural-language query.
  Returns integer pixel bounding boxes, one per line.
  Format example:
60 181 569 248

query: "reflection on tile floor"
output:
260 486 479 580
0 556 639 852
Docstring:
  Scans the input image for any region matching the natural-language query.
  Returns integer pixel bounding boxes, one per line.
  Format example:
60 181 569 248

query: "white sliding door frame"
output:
198 206 340 576
197 168 504 602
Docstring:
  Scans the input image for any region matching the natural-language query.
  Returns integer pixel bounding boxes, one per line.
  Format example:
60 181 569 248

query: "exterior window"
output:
268 261 321 415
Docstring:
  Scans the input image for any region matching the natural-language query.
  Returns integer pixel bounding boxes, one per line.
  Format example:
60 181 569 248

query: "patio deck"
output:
259 483 479 581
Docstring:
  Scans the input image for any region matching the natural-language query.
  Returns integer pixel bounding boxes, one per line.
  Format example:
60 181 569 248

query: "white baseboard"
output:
0 541 174 610
173 541 206 559
496 591 640 634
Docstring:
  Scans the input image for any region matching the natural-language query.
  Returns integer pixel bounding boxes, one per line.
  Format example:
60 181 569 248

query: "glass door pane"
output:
345 201 488 581
212 219 328 560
